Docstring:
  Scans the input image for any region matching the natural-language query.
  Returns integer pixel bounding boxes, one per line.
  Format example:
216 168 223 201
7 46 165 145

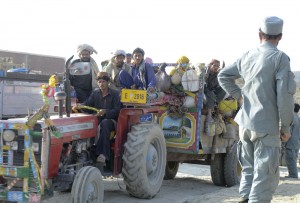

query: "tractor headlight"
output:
3 130 16 142
32 143 39 152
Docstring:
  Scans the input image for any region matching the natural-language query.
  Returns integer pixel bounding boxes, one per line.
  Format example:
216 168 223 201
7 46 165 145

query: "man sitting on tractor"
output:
72 72 122 165
103 49 131 92
69 44 100 103
119 47 156 93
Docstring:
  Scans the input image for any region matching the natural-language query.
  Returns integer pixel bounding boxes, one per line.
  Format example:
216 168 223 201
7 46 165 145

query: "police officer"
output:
284 103 300 178
218 16 295 203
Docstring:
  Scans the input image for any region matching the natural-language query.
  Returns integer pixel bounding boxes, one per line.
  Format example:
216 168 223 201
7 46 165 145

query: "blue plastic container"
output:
0 70 5 77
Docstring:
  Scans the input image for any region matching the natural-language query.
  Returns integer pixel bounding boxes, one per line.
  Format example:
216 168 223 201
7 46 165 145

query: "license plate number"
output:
121 89 147 104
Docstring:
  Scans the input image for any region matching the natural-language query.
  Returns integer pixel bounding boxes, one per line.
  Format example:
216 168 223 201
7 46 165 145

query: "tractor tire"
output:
122 123 166 199
224 142 239 187
71 166 104 203
164 161 180 180
210 153 226 186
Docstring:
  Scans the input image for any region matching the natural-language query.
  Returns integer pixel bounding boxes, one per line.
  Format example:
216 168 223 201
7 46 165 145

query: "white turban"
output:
77 44 98 55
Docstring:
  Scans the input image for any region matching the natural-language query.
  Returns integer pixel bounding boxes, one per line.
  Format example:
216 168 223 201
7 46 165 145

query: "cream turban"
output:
77 44 98 55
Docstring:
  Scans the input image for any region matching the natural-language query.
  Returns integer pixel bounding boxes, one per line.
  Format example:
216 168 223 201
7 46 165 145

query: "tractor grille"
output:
12 135 42 166
1 128 42 167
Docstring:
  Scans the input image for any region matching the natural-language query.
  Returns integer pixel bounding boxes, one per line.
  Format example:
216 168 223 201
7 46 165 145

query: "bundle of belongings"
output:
154 56 238 138
154 56 201 114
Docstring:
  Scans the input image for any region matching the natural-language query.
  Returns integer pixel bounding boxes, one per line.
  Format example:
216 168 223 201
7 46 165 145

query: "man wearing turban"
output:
69 44 99 103
103 49 131 92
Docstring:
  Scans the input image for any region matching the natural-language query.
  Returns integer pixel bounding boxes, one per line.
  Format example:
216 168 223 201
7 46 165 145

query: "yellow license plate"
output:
121 89 147 104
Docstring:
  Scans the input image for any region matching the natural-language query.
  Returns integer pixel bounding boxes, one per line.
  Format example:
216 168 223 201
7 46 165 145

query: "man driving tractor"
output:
72 72 122 165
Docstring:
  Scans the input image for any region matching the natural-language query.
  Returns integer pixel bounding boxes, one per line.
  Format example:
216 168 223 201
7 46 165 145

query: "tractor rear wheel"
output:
71 166 104 203
164 161 180 180
122 123 166 199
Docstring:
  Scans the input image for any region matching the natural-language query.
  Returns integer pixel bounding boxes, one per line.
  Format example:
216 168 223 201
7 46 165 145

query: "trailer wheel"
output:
224 142 239 187
71 166 103 203
122 123 166 199
164 161 179 180
210 153 226 186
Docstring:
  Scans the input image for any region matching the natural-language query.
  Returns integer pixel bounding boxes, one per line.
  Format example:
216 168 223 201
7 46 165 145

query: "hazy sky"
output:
1 0 299 70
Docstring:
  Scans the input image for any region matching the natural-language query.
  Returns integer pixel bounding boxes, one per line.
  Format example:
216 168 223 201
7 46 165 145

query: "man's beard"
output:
81 57 90 62
116 62 124 68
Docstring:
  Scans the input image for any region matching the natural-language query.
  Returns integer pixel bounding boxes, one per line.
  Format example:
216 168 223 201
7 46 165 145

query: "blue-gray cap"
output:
260 16 283 35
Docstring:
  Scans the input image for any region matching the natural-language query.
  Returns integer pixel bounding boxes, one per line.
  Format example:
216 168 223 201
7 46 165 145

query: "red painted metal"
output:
51 114 98 142
47 106 162 177
47 114 98 177
113 107 161 176
48 142 63 178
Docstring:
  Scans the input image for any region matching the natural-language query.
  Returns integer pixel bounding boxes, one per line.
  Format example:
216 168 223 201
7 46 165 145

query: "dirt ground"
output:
43 164 300 203
184 166 300 203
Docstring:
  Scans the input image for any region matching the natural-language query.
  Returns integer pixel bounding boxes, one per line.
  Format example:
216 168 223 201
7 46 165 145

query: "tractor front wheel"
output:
71 166 104 203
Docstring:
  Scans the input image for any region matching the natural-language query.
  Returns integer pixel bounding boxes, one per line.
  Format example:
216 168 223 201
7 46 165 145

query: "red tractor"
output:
0 57 239 202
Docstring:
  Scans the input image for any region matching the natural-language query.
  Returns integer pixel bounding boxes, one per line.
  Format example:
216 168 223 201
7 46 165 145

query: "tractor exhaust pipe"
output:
54 91 66 118
64 55 74 117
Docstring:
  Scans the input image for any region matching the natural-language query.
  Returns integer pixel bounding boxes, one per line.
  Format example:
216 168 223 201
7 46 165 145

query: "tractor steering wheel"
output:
72 105 100 114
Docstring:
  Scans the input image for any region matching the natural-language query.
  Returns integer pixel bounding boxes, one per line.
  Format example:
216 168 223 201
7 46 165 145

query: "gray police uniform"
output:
218 41 295 202
285 113 300 178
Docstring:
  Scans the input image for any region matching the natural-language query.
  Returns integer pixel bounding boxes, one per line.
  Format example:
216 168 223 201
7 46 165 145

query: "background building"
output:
0 50 65 75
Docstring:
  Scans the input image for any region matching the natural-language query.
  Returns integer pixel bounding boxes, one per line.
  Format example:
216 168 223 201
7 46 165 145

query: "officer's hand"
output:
280 132 291 142
238 96 243 107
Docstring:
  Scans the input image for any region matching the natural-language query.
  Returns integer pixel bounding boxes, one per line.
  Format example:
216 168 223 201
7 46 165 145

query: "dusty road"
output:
43 164 300 203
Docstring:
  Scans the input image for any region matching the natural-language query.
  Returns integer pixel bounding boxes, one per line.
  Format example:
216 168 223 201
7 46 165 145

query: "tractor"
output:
0 57 239 202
